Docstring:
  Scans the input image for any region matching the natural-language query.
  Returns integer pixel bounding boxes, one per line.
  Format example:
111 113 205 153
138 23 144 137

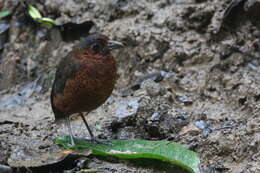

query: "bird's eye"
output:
91 44 101 52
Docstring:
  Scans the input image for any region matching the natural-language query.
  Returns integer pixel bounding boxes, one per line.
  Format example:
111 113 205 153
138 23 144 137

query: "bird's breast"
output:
54 56 117 115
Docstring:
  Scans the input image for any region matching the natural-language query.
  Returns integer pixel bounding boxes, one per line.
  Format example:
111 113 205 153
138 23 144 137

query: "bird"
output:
50 33 124 145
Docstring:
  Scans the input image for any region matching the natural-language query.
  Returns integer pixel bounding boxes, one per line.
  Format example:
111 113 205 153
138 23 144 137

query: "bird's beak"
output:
107 40 124 50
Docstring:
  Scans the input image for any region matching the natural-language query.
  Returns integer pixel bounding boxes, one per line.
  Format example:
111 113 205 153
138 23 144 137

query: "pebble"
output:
150 112 161 121
194 120 207 129
202 128 211 137
177 95 193 105
115 98 139 119
141 79 162 97
180 123 200 135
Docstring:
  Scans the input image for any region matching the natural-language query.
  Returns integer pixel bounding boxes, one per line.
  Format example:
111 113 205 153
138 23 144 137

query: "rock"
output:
194 120 207 129
176 95 193 105
121 71 174 97
0 82 42 110
150 112 161 121
141 79 162 97
244 0 260 27
115 98 139 119
179 123 200 136
202 128 211 137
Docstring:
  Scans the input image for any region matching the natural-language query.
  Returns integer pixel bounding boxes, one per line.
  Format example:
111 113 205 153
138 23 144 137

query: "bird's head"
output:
78 33 124 55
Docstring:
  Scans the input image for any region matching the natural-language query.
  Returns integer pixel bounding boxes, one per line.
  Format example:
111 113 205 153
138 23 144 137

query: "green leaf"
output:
28 5 55 28
28 5 42 19
0 10 11 19
55 136 200 173
36 17 55 27
39 17 55 24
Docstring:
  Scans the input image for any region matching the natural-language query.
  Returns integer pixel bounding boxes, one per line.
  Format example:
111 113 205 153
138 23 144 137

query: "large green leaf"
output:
55 136 200 173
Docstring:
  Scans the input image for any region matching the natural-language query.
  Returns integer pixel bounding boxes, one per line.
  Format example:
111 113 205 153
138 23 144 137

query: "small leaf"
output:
36 17 55 27
56 136 200 173
0 10 11 19
28 5 42 19
40 17 55 24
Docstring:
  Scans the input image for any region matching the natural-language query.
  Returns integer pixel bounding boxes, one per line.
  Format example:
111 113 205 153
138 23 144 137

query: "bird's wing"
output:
52 52 82 96
50 51 82 120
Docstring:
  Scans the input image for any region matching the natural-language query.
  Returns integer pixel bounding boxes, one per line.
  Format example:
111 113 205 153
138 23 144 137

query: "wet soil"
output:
0 0 259 172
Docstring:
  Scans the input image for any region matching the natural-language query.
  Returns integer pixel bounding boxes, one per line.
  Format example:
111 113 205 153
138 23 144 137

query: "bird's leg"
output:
79 112 94 140
65 116 75 146
79 112 112 145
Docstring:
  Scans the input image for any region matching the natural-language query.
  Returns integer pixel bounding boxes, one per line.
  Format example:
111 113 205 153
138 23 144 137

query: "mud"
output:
0 0 259 172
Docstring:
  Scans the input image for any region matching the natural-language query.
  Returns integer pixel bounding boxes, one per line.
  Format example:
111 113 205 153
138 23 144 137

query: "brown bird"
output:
51 33 124 145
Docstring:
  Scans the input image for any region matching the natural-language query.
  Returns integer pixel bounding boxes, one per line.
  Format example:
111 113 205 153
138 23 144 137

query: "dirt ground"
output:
0 0 259 172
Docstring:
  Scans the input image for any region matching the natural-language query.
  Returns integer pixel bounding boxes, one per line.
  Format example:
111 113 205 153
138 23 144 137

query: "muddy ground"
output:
0 0 259 172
